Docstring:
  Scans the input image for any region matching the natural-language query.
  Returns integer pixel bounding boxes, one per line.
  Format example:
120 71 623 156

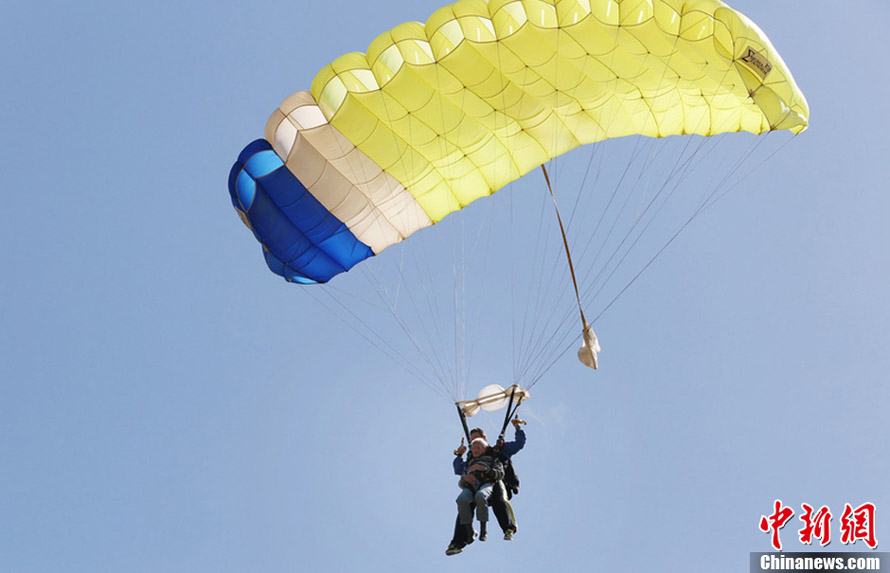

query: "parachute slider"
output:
456 384 530 418
577 322 601 370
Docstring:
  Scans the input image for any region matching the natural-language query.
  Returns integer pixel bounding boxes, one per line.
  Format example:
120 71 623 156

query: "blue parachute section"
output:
228 139 374 284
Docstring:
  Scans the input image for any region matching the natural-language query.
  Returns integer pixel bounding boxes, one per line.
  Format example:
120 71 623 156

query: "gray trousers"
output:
456 482 494 524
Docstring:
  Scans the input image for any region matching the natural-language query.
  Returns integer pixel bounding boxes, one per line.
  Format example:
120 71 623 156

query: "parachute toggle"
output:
456 384 530 418
577 323 601 370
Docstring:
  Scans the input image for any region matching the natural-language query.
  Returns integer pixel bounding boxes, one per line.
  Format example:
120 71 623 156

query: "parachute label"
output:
740 47 773 80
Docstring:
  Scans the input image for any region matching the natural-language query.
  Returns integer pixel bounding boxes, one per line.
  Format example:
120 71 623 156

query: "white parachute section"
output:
456 384 530 418
577 323 601 370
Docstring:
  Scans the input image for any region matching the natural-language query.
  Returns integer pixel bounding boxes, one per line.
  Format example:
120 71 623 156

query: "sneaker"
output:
480 530 488 542
445 544 463 556
465 529 478 546
503 529 514 541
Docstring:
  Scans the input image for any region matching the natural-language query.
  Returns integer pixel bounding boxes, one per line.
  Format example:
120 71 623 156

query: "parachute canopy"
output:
229 0 809 285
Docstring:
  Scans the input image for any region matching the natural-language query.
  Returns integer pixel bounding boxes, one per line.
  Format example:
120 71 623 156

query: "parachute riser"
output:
498 401 525 445
455 404 471 444
497 387 528 445
497 387 517 444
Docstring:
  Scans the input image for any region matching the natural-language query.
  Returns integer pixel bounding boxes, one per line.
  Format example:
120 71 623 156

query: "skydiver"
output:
445 419 526 556
454 437 503 549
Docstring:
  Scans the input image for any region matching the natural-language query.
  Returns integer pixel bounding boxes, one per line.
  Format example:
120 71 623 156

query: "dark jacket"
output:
453 427 526 475
456 446 504 487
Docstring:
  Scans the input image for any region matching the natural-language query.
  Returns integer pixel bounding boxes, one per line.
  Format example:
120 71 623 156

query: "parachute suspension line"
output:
700 131 795 214
403 244 456 394
300 109 468 397
516 164 573 385
547 134 701 334
411 68 470 400
490 35 519 384
515 172 558 384
518 216 571 384
541 163 602 373
502 57 577 385
517 139 653 375
513 65 579 385
432 212 473 399
516 142 614 384
566 137 605 232
528 136 724 385
533 135 718 383
519 38 689 384
303 286 445 397
527 134 795 386
350 82 463 400
512 64 550 385
541 164 588 329
399 95 456 389
525 27 602 379
384 166 490 401
362 260 459 400
515 163 589 386
592 135 784 323
451 215 467 400
461 193 500 398
395 246 453 385
510 184 519 381
583 135 713 307
431 63 465 400
575 30 688 297
580 136 658 288
577 51 721 305
516 188 591 369
591 135 773 325
520 137 675 385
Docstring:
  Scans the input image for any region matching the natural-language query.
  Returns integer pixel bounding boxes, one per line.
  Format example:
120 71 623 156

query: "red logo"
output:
760 500 878 550
799 504 832 546
760 500 795 550
840 503 878 549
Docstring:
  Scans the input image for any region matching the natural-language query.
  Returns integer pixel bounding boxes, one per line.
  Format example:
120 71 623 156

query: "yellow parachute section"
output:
308 0 809 224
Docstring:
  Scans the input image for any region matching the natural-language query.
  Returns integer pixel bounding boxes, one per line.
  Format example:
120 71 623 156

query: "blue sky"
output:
2 1 889 571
